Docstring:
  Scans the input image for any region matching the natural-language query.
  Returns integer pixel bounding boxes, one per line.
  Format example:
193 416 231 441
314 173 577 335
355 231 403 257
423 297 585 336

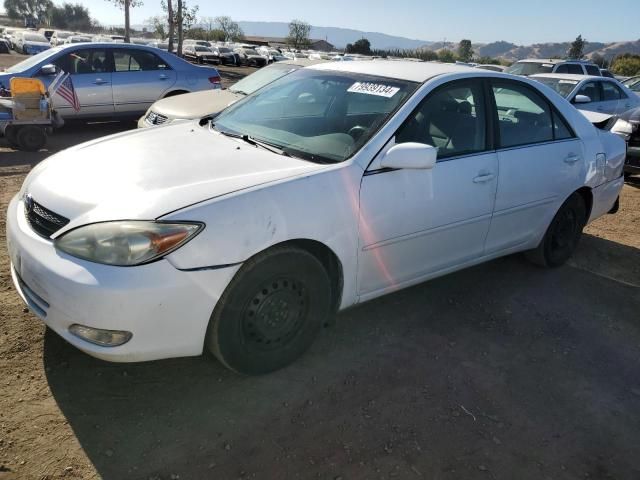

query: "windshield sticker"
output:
347 82 400 98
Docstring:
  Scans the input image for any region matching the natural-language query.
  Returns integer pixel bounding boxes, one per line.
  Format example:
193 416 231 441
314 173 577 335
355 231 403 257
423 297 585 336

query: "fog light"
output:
69 324 132 347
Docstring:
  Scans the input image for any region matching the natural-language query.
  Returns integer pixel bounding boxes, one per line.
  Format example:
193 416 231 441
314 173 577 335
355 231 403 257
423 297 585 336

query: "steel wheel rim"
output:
242 277 309 351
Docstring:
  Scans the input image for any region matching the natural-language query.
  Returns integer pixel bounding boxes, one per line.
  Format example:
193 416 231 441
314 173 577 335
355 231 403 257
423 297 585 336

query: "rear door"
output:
110 48 177 115
45 47 113 118
485 79 583 254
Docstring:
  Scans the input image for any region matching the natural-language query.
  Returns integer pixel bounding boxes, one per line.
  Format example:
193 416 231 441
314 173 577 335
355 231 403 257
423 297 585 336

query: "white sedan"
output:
532 74 640 115
7 61 625 374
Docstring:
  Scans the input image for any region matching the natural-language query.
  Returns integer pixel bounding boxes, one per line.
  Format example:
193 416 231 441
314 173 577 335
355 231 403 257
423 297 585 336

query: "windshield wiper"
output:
229 88 249 96
214 127 290 157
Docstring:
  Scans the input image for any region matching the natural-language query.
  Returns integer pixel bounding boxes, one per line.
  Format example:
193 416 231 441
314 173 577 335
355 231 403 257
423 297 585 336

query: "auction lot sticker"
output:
348 82 400 98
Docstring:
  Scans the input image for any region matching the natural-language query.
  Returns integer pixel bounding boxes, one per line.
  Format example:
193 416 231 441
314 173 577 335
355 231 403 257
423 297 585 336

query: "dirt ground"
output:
1 53 640 480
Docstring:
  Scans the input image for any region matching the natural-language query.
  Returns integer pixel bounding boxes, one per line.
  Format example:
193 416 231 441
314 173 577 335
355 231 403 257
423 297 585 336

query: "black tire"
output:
206 246 332 375
16 125 47 152
4 126 20 148
525 193 586 268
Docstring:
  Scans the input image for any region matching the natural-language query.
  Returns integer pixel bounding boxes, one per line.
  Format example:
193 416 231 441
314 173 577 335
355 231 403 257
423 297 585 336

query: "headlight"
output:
54 221 203 266
610 119 633 141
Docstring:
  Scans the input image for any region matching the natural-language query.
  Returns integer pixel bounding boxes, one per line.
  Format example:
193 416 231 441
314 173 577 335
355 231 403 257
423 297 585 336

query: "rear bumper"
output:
588 175 625 222
6 194 240 362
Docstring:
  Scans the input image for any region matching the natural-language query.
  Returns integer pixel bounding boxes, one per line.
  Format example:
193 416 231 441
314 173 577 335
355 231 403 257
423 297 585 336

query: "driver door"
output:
40 47 114 118
357 79 498 298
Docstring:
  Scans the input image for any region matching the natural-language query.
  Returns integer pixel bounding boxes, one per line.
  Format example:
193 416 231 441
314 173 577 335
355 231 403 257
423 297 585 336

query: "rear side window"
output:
395 80 487 159
113 49 171 72
492 82 553 148
585 65 600 76
555 64 569 74
553 111 573 140
602 82 626 100
566 64 583 75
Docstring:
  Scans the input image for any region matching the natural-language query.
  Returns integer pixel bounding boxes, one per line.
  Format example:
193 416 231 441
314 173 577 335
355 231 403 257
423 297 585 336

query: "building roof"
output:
308 60 477 83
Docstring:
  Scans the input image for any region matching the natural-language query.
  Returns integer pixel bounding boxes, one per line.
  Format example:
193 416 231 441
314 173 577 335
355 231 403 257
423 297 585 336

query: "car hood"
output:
150 89 242 120
22 122 330 233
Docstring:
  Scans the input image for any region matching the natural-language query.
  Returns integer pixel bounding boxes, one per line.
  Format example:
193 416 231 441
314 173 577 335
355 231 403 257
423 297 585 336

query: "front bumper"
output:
6 194 240 362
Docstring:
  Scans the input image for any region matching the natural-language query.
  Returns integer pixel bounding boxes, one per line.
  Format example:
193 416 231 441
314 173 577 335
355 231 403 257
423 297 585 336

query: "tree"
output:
457 39 474 62
106 0 143 43
438 49 456 63
215 16 243 42
176 0 183 55
4 0 52 23
145 15 167 39
590 52 606 68
567 35 586 60
610 53 640 76
346 38 371 55
287 19 311 49
49 3 94 31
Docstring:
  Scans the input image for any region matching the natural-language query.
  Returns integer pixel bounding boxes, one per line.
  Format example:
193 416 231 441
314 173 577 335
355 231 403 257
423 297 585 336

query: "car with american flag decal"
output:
0 43 221 120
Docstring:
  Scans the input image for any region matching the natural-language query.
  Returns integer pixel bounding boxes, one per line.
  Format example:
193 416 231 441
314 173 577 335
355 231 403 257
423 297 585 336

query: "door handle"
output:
93 78 109 85
473 173 495 183
564 154 580 164
159 74 168 80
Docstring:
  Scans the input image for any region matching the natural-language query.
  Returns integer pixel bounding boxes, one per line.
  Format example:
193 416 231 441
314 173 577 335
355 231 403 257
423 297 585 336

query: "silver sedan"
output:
0 43 222 119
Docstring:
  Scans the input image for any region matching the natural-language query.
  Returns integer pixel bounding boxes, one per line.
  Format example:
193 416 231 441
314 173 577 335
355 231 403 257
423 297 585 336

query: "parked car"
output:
210 46 239 65
609 106 640 175
234 48 268 67
622 76 640 95
0 38 10 54
182 45 218 65
49 31 74 47
475 64 505 72
3 28 23 50
14 31 51 55
7 61 625 374
257 46 287 63
0 43 221 120
532 74 640 115
63 35 92 45
139 59 326 127
506 59 601 76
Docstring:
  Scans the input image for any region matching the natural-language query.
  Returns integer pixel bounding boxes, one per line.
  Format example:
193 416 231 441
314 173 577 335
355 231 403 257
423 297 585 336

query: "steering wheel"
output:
347 125 368 140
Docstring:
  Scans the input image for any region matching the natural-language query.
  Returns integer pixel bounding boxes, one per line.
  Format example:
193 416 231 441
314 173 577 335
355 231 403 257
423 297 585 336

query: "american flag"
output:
56 74 80 112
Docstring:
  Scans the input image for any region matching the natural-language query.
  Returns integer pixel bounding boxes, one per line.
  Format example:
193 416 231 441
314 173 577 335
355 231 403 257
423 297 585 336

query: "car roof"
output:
307 60 476 83
531 73 610 81
516 58 596 65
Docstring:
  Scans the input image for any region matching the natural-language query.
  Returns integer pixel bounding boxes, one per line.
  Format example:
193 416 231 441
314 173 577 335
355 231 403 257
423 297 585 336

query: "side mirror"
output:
380 142 438 170
40 64 56 75
574 94 591 104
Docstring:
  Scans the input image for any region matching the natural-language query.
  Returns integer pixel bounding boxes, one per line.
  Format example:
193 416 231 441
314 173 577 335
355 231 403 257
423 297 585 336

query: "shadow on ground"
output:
44 249 640 480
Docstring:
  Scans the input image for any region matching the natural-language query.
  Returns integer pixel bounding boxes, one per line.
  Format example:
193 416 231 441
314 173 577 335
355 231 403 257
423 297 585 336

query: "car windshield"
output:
25 33 48 42
505 62 554 76
244 49 259 55
229 63 300 95
4 48 60 73
533 77 579 98
213 69 418 163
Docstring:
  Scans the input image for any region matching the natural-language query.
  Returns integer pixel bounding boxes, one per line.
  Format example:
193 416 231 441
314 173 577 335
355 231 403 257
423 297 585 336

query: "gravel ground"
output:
1 52 640 480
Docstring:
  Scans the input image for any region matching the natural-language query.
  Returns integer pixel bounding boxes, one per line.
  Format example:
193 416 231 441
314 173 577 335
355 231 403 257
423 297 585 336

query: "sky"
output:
60 0 637 45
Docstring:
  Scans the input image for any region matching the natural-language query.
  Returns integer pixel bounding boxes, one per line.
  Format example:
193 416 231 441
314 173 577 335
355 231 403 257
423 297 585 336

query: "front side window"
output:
566 64 583 75
396 81 486 159
113 49 170 72
576 82 601 102
213 69 417 163
492 82 553 148
54 49 108 74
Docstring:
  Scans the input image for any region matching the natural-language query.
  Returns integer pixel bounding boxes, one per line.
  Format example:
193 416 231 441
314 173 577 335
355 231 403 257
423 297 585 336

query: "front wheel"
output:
206 246 332 375
525 193 586 268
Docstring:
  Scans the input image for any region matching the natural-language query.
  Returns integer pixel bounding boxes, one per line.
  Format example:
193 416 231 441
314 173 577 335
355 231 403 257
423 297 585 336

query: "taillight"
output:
208 75 221 87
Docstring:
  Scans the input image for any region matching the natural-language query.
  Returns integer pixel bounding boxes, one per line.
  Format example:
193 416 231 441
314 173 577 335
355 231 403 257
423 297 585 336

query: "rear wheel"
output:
525 193 586 268
4 126 20 148
16 125 46 152
206 246 332 375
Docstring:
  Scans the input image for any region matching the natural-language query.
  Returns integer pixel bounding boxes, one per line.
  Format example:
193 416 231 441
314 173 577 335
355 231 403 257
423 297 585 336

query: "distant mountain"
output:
237 21 434 50
471 40 640 62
